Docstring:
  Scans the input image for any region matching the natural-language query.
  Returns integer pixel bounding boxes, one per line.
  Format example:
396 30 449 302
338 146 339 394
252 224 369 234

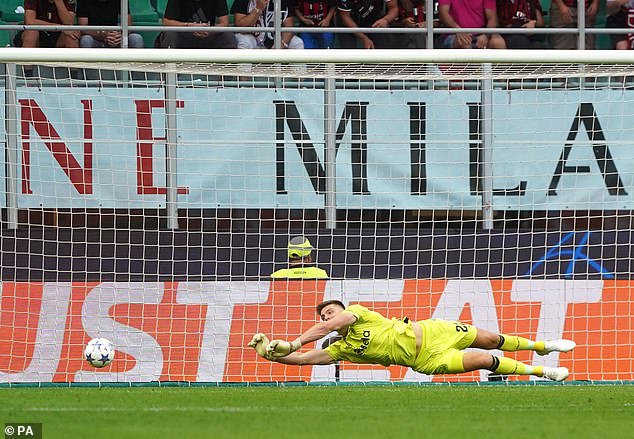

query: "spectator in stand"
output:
337 0 399 49
231 0 304 49
157 0 237 49
16 0 79 77
606 0 634 49
549 0 599 49
438 0 506 49
496 0 545 49
295 0 337 49
77 0 144 48
391 0 428 48
18 0 79 50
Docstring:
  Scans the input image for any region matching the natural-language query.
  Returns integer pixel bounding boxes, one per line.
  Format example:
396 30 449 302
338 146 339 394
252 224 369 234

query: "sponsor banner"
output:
0 229 628 281
1 88 634 209
1 280 632 383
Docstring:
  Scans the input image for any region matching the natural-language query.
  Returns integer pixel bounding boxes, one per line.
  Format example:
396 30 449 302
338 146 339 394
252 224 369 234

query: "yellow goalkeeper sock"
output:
497 334 544 353
490 356 544 377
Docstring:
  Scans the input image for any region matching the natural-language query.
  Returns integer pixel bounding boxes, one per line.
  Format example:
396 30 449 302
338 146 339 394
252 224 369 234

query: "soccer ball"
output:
84 338 115 368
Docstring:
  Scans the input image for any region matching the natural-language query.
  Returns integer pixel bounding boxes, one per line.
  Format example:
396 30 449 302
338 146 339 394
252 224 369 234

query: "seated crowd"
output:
12 0 634 50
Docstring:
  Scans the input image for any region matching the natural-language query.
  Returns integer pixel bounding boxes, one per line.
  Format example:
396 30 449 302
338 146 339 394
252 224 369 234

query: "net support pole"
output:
120 0 130 84
274 0 282 49
165 69 179 230
5 63 18 229
577 0 586 50
576 0 587 86
121 0 129 49
481 63 494 230
324 65 337 229
425 0 435 49
274 0 282 88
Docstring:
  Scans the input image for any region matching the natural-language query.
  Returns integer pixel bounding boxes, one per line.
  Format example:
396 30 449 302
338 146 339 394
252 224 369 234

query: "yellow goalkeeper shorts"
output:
411 319 478 375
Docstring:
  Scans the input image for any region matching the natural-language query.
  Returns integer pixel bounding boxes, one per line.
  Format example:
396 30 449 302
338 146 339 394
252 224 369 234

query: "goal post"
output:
6 47 634 65
1 48 633 384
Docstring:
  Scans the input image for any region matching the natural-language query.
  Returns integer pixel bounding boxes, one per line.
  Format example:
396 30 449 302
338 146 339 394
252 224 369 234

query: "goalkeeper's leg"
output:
462 351 541 376
461 352 569 382
470 328 575 356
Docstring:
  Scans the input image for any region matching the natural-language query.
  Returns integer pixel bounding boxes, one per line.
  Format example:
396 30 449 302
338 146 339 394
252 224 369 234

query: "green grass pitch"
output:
1 384 632 439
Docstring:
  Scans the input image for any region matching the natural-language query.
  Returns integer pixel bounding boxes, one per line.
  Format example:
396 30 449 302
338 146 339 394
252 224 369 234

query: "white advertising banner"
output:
2 87 634 209
2 279 630 383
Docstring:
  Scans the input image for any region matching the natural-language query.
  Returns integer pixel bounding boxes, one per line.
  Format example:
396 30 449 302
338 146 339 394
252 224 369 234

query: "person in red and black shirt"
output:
391 0 437 48
550 0 599 49
19 0 79 49
496 0 544 49
337 0 399 49
295 0 337 48
606 0 634 49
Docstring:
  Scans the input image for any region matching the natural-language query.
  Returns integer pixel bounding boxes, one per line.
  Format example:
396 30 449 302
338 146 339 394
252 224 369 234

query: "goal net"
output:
1 48 633 384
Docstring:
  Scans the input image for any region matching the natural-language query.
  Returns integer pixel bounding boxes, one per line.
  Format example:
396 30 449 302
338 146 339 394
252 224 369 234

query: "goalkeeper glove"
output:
247 333 274 360
265 339 302 358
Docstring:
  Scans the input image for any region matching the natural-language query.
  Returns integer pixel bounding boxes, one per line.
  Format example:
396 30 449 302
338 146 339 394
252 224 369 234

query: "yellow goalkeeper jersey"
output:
323 304 418 368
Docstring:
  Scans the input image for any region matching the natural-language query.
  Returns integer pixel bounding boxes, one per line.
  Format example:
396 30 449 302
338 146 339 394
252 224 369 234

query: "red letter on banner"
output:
20 99 93 195
134 99 188 195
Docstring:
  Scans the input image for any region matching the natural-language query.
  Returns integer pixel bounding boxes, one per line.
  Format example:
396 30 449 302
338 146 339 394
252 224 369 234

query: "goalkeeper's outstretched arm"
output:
248 333 334 364
266 311 356 358
296 311 356 345
248 308 355 362
272 349 335 366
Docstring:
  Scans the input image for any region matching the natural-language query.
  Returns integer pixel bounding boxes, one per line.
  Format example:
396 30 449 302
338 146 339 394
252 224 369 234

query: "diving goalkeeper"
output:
248 300 575 381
